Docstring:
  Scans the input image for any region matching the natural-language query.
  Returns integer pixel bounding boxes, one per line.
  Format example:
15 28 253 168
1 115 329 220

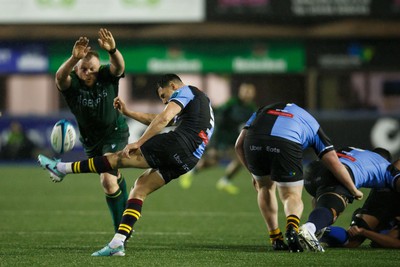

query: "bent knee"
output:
100 172 119 193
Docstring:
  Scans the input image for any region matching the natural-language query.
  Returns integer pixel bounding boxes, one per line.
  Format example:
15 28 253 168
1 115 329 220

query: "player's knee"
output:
104 152 119 168
100 172 119 192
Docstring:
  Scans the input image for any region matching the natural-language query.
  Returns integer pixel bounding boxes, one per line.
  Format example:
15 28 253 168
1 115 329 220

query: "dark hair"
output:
372 147 392 162
156 74 182 88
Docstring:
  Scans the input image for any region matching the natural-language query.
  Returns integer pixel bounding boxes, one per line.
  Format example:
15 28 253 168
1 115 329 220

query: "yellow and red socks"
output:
286 214 300 233
117 198 143 237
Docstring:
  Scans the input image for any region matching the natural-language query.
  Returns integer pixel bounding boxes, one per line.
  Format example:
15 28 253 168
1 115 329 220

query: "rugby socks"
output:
105 175 129 232
269 228 285 243
286 214 300 233
59 156 113 174
109 198 143 249
320 226 349 247
307 207 334 233
118 199 143 235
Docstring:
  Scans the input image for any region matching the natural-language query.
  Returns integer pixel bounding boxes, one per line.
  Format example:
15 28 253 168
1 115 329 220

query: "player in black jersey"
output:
39 74 214 256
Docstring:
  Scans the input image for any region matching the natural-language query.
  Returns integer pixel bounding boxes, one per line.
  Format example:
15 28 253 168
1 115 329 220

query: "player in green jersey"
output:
54 28 129 233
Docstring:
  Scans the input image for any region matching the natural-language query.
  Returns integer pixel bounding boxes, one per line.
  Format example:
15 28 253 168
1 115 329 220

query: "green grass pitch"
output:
0 164 398 266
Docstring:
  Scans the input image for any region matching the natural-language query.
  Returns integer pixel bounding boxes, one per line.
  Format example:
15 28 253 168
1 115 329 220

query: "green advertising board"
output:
49 41 304 74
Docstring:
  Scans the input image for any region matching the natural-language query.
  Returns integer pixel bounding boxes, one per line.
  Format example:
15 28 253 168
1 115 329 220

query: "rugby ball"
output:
50 119 76 154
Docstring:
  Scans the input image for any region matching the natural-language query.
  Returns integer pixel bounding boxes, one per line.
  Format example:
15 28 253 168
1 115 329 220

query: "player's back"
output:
337 147 391 188
246 103 320 148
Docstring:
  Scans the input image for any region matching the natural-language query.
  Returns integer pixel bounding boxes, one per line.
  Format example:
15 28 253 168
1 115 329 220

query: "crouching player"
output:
298 147 400 252
320 187 400 249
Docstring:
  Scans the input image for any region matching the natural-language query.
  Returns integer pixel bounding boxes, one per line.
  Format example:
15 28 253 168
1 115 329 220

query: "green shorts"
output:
83 130 129 158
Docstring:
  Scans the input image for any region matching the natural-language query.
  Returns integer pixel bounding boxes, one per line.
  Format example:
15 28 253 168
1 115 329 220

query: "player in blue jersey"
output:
299 147 400 252
235 103 362 252
38 74 214 256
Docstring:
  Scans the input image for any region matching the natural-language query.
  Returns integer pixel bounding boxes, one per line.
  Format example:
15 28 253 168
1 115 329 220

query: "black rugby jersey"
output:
169 85 214 159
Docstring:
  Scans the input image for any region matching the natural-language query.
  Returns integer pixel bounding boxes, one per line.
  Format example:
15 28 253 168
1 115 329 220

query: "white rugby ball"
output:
50 119 76 154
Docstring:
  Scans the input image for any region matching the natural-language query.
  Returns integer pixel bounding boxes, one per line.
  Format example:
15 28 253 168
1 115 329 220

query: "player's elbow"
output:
156 115 171 127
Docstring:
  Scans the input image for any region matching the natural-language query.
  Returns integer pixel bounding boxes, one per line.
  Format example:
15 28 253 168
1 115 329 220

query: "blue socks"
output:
308 207 334 232
320 226 349 247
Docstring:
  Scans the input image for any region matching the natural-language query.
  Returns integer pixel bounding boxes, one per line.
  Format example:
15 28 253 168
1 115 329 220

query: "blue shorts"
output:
140 131 199 183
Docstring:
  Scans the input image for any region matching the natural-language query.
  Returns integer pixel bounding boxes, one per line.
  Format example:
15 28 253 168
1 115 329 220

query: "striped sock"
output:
269 228 284 243
286 214 300 233
70 156 112 174
117 198 143 237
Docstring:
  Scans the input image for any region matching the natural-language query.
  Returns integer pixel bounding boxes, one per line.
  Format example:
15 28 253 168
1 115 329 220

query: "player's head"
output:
156 74 184 104
372 147 392 162
157 74 182 88
238 83 256 104
75 50 100 87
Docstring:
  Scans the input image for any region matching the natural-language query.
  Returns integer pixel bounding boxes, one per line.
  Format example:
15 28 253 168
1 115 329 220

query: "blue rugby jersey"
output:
168 85 214 159
337 147 395 189
244 102 333 158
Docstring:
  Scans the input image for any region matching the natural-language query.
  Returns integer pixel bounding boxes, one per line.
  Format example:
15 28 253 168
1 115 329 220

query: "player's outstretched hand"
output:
72 37 90 60
98 28 116 53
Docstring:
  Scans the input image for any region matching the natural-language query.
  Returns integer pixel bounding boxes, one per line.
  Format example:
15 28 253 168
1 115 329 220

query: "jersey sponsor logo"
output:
250 145 262 151
198 130 209 145
337 152 356 162
266 109 293 118
173 153 191 172
266 146 280 153
77 89 108 108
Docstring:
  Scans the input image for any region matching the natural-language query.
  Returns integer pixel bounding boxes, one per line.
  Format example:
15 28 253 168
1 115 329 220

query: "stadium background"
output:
1 0 400 161
1 1 400 266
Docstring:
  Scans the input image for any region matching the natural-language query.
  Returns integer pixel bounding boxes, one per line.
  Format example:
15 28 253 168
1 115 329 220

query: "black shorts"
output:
243 135 303 182
304 160 354 203
357 188 400 230
140 132 199 184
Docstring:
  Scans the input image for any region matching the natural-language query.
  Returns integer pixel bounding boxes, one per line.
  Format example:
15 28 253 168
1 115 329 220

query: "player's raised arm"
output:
98 28 125 77
55 36 90 91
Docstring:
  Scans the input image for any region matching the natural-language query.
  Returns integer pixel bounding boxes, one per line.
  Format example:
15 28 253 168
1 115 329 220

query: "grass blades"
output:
0 165 397 266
